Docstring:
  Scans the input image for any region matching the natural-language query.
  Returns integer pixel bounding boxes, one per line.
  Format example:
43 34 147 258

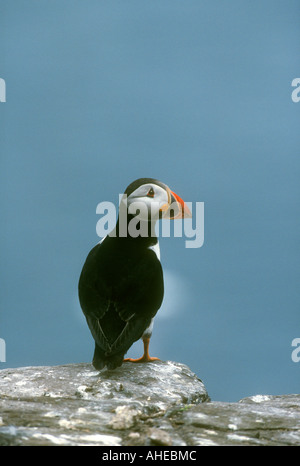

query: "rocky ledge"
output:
0 361 299 446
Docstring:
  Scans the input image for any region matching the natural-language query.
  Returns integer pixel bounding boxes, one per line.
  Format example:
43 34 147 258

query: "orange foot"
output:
124 337 160 363
124 355 160 363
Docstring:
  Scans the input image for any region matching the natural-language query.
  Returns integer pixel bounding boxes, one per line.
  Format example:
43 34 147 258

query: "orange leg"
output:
124 337 160 363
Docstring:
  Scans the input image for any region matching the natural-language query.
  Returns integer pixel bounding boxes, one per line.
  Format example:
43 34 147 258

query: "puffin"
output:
78 178 191 370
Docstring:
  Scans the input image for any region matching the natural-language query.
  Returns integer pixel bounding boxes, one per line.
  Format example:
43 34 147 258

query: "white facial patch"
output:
126 184 168 222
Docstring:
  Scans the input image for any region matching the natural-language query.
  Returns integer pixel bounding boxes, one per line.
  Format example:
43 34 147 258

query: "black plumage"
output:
78 206 164 370
78 178 191 370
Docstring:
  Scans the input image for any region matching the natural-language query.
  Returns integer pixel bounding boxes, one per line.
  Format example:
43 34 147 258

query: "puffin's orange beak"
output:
169 190 192 219
159 187 192 219
170 190 192 219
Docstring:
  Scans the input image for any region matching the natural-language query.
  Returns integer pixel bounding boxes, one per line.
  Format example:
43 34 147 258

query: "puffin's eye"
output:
147 187 155 198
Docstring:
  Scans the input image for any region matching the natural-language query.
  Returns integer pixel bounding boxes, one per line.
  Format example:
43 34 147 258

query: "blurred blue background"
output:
1 0 299 401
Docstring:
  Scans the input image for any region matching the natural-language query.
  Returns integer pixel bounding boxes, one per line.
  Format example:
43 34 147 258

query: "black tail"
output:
92 343 124 370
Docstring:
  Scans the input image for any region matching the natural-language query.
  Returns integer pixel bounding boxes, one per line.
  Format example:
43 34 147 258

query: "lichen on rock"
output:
0 361 299 446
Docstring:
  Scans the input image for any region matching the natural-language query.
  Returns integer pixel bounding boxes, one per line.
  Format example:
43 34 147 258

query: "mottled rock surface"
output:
0 361 299 446
0 361 208 446
170 394 300 446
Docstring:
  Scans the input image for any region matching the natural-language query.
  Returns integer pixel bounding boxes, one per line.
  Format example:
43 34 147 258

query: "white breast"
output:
148 242 160 260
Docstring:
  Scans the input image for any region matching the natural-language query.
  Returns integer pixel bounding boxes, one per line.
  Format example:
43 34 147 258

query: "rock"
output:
109 406 141 430
167 394 300 446
148 427 173 446
0 360 208 446
0 361 299 446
